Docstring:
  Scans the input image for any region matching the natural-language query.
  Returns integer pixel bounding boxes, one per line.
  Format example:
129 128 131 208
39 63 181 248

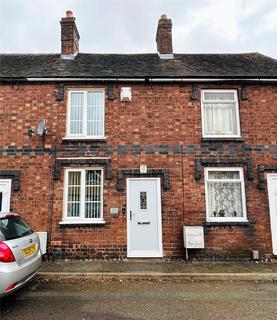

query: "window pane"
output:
70 93 84 135
204 92 235 100
204 102 237 135
208 182 243 218
208 171 240 179
86 170 102 185
67 171 81 217
85 170 102 219
87 92 104 136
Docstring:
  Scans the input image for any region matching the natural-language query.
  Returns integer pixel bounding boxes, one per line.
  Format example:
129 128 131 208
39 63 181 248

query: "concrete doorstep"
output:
37 260 277 282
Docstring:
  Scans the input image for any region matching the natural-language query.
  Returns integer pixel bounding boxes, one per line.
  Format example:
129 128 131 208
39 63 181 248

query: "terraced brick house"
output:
0 11 277 260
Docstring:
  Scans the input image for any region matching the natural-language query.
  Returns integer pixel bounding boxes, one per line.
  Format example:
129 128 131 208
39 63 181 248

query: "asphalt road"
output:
1 280 277 320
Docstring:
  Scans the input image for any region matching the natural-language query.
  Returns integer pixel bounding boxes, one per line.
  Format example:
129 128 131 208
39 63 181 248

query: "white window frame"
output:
61 168 105 225
204 167 247 222
65 89 105 139
201 89 241 138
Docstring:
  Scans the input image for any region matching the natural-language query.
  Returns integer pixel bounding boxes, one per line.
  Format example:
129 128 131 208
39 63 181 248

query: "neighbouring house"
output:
0 11 277 260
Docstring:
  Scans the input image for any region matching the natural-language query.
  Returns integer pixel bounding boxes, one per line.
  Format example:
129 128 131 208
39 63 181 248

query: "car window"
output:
0 216 33 241
0 230 5 241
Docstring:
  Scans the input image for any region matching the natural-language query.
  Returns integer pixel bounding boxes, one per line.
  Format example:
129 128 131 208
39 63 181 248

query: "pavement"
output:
38 259 277 282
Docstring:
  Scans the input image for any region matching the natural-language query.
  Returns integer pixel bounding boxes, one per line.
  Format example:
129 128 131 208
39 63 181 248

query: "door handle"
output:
130 210 133 221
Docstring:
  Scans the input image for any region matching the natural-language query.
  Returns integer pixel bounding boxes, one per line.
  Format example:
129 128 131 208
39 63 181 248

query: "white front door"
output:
268 174 277 255
127 178 163 257
0 179 12 212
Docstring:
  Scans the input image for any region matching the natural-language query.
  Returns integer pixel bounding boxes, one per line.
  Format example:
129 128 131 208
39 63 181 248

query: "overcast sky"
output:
0 0 277 58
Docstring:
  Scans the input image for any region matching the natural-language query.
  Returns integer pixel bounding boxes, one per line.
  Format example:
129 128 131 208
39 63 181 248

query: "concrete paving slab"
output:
38 260 277 282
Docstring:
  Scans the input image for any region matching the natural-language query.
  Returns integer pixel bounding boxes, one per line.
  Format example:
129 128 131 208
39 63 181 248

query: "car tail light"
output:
0 241 15 263
5 283 17 292
3 214 15 219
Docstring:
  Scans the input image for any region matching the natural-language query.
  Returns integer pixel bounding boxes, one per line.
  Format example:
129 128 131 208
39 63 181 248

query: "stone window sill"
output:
204 221 250 227
201 137 245 142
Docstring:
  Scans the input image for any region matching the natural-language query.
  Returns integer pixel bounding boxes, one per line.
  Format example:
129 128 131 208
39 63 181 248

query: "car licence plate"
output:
22 244 36 257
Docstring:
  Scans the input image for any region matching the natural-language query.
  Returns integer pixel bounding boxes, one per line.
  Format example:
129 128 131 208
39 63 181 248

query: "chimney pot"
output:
66 10 73 18
160 14 167 19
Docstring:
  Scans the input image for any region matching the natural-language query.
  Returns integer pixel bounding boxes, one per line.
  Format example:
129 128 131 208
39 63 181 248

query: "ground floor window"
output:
205 167 247 222
63 168 104 223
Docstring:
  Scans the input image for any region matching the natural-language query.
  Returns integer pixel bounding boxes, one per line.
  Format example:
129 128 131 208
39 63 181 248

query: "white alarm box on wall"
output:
183 226 204 249
120 87 132 101
37 231 48 255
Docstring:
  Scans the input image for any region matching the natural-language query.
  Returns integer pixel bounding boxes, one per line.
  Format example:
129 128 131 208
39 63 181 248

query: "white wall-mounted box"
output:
140 164 147 174
183 226 204 249
110 207 119 215
120 87 132 101
37 231 47 255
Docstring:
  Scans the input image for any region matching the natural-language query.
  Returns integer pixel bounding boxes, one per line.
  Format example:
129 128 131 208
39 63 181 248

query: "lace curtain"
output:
207 171 243 218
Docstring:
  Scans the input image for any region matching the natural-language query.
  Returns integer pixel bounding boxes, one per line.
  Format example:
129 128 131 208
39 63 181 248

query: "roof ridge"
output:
0 53 60 56
252 52 277 62
0 52 269 57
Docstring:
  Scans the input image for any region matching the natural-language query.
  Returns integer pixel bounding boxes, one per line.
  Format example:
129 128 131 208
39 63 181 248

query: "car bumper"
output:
0 251 42 298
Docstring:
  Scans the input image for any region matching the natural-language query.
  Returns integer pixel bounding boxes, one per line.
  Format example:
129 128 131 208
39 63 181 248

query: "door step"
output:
270 257 277 263
126 258 164 263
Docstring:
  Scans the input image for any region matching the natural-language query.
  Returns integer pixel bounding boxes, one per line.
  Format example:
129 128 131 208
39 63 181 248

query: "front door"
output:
0 179 11 212
127 178 163 257
268 174 277 255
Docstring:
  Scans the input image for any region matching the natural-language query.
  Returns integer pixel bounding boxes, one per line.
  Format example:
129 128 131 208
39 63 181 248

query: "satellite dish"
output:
37 119 47 136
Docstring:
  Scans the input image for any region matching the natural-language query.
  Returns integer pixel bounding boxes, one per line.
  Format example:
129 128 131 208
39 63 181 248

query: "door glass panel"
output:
0 192 2 211
140 192 147 210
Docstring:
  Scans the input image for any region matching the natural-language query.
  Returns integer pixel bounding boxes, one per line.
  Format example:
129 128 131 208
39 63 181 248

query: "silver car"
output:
0 213 42 297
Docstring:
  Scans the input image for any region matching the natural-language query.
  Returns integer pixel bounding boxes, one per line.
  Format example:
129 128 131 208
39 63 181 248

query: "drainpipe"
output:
47 138 57 261
181 143 185 224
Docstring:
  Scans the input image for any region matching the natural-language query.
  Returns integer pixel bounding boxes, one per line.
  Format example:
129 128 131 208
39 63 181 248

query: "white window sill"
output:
207 219 248 223
59 220 106 226
63 136 107 141
202 135 242 139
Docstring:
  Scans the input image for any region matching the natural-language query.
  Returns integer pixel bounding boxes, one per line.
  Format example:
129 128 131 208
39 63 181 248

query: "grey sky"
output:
0 0 277 58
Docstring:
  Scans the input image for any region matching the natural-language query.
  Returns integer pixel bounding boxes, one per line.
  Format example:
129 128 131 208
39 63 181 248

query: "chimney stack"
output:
156 14 173 59
60 10 80 59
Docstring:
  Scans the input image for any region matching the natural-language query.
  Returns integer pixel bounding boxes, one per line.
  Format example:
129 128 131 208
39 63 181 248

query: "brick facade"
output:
0 82 276 259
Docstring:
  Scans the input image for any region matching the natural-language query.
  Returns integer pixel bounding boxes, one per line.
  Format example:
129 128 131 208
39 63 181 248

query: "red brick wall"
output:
0 82 276 259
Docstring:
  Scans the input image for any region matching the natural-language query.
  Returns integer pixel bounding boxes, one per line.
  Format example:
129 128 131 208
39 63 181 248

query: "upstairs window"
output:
201 90 241 138
205 168 247 222
67 90 105 139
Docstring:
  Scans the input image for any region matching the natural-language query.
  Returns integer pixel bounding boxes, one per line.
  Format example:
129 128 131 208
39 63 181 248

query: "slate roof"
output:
1 52 277 79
